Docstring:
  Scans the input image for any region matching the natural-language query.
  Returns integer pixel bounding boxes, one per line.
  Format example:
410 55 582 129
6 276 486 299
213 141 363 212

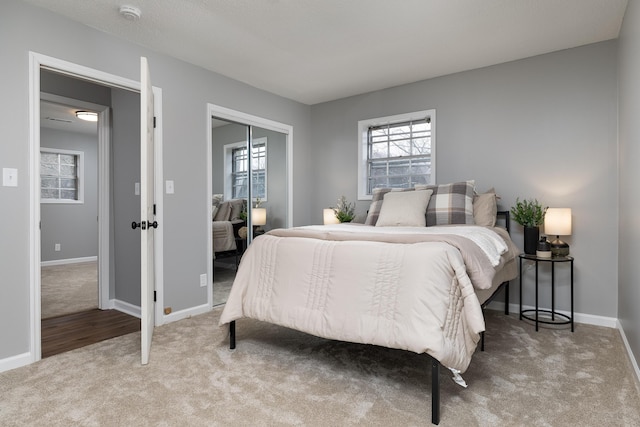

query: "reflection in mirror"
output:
210 118 288 306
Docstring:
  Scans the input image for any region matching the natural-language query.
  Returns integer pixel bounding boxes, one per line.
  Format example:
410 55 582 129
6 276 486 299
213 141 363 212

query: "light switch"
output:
3 168 18 187
166 180 174 194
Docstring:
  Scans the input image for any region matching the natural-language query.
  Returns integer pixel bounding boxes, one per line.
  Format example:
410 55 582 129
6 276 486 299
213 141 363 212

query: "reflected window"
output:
225 138 267 200
40 147 84 204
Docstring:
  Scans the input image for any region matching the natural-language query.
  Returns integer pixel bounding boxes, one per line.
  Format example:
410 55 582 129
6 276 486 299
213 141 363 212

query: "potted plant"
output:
511 198 548 255
332 195 355 223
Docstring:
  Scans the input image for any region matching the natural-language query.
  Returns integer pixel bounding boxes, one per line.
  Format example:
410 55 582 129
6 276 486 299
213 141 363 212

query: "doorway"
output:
28 52 164 363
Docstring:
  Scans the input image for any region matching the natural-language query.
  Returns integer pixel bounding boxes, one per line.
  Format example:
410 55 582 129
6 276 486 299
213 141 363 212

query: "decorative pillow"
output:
416 180 475 226
211 205 219 221
473 188 498 227
213 201 231 221
364 187 414 226
228 199 245 221
375 189 433 227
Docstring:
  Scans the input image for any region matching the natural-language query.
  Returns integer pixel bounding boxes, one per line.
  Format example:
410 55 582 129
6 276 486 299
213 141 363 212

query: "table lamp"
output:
323 208 339 225
252 207 267 232
545 208 571 257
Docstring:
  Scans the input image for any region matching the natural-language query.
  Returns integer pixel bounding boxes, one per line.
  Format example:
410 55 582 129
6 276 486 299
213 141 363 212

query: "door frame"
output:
206 103 293 306
28 52 164 362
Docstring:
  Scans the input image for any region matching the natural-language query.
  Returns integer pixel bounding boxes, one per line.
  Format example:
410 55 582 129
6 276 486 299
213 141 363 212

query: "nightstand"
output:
519 254 574 332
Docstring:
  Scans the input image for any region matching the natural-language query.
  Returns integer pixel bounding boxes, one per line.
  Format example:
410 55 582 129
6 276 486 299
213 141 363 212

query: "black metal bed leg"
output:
229 320 236 350
480 331 485 352
431 356 440 425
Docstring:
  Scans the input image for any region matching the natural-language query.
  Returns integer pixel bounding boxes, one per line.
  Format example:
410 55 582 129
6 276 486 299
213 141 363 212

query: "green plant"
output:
332 195 355 223
510 198 548 227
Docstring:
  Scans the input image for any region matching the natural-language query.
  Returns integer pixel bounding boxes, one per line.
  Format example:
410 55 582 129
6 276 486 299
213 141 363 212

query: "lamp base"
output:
550 237 570 257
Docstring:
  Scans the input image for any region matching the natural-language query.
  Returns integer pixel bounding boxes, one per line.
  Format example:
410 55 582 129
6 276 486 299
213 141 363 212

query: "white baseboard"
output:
0 352 33 373
617 320 640 385
113 299 141 318
40 256 97 267
486 301 618 328
162 303 211 324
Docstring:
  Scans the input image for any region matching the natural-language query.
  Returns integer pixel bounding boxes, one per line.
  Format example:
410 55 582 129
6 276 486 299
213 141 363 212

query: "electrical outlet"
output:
54 243 61 251
200 273 207 287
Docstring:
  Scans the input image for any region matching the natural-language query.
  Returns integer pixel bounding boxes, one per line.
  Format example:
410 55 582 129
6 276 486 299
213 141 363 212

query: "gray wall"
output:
310 41 619 319
40 128 98 262
618 0 640 370
0 0 311 361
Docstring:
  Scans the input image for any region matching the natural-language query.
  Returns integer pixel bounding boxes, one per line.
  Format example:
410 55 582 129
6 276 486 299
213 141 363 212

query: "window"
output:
40 148 84 203
224 138 267 200
357 110 435 200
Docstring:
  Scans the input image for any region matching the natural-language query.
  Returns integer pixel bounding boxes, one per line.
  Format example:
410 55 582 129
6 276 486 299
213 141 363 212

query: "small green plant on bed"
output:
510 197 547 227
332 195 355 223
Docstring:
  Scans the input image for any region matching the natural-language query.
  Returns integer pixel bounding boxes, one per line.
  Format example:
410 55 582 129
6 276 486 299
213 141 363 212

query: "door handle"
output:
131 221 158 230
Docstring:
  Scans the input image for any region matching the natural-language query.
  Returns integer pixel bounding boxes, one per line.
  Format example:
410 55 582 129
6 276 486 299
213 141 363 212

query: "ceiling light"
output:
119 5 141 21
76 111 98 122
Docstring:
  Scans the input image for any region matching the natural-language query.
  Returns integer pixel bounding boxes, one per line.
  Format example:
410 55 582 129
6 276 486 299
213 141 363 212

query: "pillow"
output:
364 187 414 226
416 180 475 226
228 199 245 221
213 201 231 221
211 205 219 221
375 189 433 227
473 188 498 227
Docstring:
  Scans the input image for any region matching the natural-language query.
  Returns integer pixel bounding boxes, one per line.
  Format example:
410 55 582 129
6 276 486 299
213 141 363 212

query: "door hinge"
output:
153 116 156 128
154 291 157 302
153 204 156 215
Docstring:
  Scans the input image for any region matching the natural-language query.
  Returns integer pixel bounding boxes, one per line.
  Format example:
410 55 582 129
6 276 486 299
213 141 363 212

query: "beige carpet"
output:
41 261 98 319
1 309 639 426
213 261 235 307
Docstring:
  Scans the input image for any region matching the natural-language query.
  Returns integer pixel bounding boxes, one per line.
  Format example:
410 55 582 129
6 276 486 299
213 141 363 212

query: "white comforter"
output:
220 224 518 372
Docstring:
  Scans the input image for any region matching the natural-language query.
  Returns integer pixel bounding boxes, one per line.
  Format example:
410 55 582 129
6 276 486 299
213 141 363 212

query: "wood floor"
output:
41 309 140 358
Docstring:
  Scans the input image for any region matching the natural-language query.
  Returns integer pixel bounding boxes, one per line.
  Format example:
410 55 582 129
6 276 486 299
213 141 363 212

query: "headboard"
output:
496 210 511 234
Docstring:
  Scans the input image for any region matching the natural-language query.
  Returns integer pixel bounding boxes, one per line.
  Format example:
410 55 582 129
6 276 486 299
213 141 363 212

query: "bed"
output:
212 197 246 260
219 182 519 424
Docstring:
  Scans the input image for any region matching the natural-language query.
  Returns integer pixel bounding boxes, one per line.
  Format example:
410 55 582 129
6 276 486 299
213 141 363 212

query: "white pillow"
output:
375 189 433 227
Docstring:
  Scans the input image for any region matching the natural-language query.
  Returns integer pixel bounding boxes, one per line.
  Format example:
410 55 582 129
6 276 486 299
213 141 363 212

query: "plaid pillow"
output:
417 180 475 226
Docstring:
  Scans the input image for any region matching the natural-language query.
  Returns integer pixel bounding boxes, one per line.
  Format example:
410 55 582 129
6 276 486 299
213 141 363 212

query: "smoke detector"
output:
119 5 141 21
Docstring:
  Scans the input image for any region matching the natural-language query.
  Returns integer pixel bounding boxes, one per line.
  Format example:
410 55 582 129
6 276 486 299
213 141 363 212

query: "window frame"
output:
40 147 85 204
357 109 435 200
223 137 267 202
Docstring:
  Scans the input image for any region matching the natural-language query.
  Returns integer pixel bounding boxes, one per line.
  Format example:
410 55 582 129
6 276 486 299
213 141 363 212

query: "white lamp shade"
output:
545 208 572 236
323 208 339 225
252 208 267 226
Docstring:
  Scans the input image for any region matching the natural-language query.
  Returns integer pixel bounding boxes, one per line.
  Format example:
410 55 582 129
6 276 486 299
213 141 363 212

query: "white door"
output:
140 57 156 365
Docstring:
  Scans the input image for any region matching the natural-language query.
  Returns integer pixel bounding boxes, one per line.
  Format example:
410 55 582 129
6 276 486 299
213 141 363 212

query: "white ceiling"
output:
41 101 98 136
23 0 628 105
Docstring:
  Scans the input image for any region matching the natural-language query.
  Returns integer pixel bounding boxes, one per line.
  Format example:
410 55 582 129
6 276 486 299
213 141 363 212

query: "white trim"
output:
113 299 141 318
486 301 618 328
205 103 294 315
29 52 162 366
152 87 165 326
0 352 33 374
40 256 97 267
163 303 211 324
357 109 436 200
617 320 640 385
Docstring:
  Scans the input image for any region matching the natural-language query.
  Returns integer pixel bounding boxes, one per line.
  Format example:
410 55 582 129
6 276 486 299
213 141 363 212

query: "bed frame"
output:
227 210 512 425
